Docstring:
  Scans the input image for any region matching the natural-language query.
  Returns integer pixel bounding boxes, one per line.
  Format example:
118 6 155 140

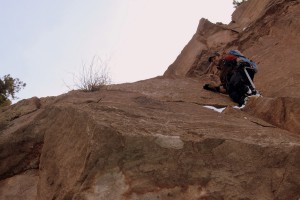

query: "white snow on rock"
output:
203 106 226 113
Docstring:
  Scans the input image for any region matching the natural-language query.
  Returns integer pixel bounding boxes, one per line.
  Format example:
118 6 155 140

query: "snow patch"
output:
203 106 226 113
233 105 245 109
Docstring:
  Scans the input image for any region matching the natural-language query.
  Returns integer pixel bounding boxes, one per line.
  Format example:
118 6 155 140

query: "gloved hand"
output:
203 84 210 90
203 84 220 92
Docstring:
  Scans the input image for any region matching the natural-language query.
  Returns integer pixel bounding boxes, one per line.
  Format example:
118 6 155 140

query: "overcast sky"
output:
0 0 235 102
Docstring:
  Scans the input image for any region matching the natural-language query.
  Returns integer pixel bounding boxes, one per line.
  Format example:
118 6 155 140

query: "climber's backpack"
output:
228 50 258 73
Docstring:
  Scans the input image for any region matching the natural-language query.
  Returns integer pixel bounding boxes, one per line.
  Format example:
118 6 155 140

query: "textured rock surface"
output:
0 78 300 200
243 96 300 134
229 0 300 98
229 0 271 32
163 0 300 135
164 0 300 99
1 0 300 199
163 19 239 78
0 170 38 200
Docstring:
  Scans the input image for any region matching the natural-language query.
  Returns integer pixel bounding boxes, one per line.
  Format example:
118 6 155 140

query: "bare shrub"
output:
71 56 111 92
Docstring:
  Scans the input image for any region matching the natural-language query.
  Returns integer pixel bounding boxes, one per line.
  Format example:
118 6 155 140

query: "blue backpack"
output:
229 50 258 73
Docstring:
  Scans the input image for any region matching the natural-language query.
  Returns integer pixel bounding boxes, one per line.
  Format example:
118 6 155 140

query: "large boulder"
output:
0 77 300 200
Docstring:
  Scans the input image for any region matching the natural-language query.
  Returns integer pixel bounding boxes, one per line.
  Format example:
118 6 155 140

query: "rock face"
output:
164 0 300 99
1 79 300 200
243 96 300 133
163 19 239 78
1 0 300 200
163 0 300 136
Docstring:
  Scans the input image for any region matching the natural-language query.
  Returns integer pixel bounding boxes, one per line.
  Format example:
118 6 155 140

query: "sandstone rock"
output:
0 97 41 132
243 96 300 134
110 77 235 107
33 88 300 199
164 0 300 99
1 75 299 199
1 0 300 199
0 170 38 200
163 19 238 78
0 97 44 180
229 0 271 32
228 0 300 98
163 0 300 132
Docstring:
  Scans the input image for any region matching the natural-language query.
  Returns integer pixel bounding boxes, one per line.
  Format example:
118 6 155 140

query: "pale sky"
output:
0 0 235 102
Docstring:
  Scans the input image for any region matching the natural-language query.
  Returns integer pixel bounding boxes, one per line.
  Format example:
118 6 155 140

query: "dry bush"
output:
71 56 111 92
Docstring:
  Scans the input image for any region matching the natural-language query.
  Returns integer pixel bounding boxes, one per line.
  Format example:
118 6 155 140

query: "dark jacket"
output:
218 55 255 106
218 54 238 89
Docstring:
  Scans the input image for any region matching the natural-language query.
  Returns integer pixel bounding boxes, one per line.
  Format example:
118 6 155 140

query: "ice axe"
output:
243 67 261 96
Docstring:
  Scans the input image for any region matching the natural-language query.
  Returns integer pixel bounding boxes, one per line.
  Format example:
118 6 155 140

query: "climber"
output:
205 52 221 75
203 51 234 94
203 50 257 106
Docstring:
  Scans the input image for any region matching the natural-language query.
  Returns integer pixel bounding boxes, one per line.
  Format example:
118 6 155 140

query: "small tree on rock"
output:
0 74 26 106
